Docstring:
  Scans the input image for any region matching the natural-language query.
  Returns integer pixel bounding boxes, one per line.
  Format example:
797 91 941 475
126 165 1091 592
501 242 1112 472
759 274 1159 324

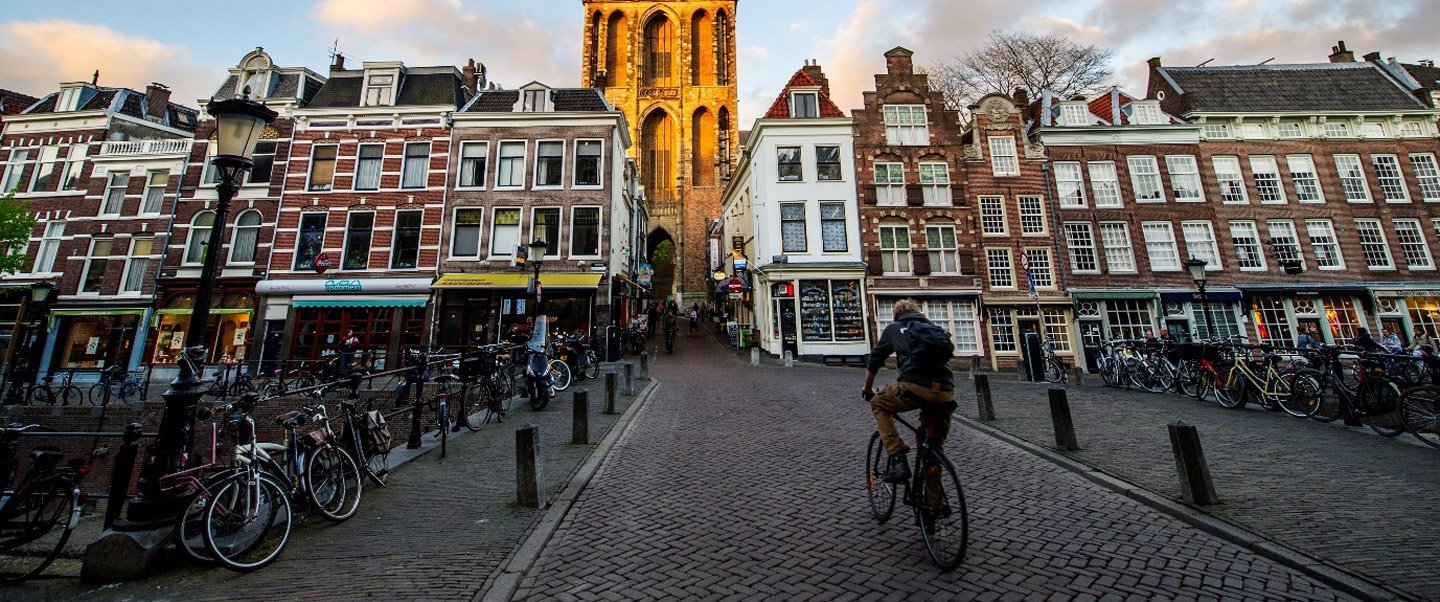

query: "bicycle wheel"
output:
27 385 54 406
865 432 897 522
1099 359 1120 388
549 360 572 392
1398 385 1440 449
0 480 76 584
58 385 81 407
203 470 292 572
304 444 362 522
1042 358 1065 384
1364 382 1405 438
1278 371 1322 418
176 469 243 564
1310 377 1345 423
87 383 108 406
459 383 485 432
1148 360 1175 394
582 352 600 379
1195 371 1216 402
118 381 141 405
914 450 968 571
1216 368 1248 409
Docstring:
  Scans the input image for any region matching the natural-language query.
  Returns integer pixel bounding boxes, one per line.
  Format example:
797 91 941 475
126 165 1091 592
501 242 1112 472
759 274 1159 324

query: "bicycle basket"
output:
364 410 393 452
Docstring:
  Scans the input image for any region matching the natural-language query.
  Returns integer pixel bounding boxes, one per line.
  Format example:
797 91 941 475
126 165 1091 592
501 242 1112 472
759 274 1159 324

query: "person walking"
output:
687 307 699 336
663 310 679 354
340 329 360 369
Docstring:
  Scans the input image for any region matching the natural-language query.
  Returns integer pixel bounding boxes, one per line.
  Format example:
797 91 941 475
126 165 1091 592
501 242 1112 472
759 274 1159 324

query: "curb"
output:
955 414 1410 602
474 378 662 602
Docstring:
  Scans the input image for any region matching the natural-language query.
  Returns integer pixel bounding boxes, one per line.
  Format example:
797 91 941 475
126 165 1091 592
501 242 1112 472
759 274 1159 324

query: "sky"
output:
2 0 1438 125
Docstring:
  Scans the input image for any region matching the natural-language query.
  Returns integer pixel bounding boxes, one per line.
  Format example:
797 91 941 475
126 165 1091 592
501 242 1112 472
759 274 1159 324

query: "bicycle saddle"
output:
29 446 63 463
275 410 304 427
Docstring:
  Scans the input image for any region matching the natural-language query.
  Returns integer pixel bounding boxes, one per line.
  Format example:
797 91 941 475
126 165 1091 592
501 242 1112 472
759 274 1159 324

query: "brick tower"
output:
582 0 739 303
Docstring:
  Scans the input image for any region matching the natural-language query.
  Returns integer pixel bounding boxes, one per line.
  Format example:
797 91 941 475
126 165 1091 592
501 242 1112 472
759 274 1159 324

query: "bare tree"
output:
926 31 1113 115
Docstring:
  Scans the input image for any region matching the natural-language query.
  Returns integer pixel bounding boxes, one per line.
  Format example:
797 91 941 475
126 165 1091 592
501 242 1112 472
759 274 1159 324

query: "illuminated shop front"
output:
150 293 255 365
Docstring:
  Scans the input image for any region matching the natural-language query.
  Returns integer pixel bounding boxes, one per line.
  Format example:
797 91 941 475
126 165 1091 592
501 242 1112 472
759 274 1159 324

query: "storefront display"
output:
151 293 254 364
53 311 142 371
798 280 865 343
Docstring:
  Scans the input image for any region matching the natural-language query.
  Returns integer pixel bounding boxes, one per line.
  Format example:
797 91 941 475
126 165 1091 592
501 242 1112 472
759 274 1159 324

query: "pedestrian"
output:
1408 327 1432 353
1380 328 1405 354
663 309 679 354
340 329 359 369
862 299 956 484
687 307 699 336
1296 326 1321 350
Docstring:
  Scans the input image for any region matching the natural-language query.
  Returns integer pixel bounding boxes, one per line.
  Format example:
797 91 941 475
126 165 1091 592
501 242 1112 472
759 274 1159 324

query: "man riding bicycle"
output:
863 299 956 483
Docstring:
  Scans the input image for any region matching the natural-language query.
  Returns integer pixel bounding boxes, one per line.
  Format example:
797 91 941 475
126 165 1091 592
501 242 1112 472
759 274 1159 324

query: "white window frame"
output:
59 143 88 191
1355 219 1395 270
1324 121 1351 138
400 141 431 190
918 162 951 206
874 162 905 206
450 207 486 259
533 139 566 190
569 205 604 259
495 140 527 190
1025 247 1055 289
925 224 959 274
1335 154 1371 203
457 141 489 189
184 211 214 266
1017 196 1046 235
1 149 30 193
878 224 911 275
1055 162 1086 208
1141 221 1181 272
979 196 1007 236
1410 153 1440 202
1249 155 1286 204
1166 155 1203 202
1276 122 1305 138
228 210 263 265
1063 222 1099 274
1229 220 1266 271
34 220 65 274
1088 161 1121 208
488 207 523 258
120 236 152 294
1286 155 1324 203
1098 222 1136 274
28 146 58 193
1127 156 1164 203
363 72 397 107
776 146 804 183
1180 221 1222 271
353 143 384 191
989 136 1019 177
79 238 112 295
779 203 807 253
574 139 605 188
986 248 1014 289
1212 156 1248 204
1267 219 1304 271
789 91 819 118
1202 123 1232 139
306 144 339 192
141 170 167 215
102 172 127 216
819 202 849 253
1372 154 1410 203
883 105 928 146
529 206 563 254
1304 219 1344 270
1394 218 1434 270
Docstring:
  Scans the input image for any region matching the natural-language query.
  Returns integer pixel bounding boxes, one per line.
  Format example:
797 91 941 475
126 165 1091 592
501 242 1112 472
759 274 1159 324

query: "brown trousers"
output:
870 381 956 456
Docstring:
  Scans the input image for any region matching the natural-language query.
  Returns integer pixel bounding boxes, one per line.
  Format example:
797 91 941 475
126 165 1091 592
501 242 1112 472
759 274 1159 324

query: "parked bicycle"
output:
201 394 293 571
0 424 99 583
88 365 143 406
865 409 969 571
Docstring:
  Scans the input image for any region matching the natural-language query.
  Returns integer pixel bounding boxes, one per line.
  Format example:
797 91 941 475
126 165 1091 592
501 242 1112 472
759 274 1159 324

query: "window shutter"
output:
906 184 923 206
862 184 878 205
912 249 932 275
951 185 966 205
957 250 976 275
866 251 884 276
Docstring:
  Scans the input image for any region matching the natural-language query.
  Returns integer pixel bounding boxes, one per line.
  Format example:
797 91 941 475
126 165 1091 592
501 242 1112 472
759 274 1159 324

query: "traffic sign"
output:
313 253 332 274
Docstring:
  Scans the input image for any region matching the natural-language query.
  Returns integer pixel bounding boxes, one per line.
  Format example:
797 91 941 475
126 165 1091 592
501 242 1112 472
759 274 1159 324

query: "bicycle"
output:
88 365 143 406
202 394 294 572
0 424 97 583
336 388 391 487
1215 345 1296 411
865 408 969 571
1040 338 1067 384
1396 381 1440 449
43 370 83 407
1293 347 1405 436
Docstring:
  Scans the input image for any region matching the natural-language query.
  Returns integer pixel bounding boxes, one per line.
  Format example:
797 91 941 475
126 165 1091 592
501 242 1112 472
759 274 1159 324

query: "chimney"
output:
331 52 347 72
1012 87 1030 108
1363 51 1382 63
462 58 478 97
1329 41 1355 63
801 59 830 97
145 83 171 119
884 47 914 76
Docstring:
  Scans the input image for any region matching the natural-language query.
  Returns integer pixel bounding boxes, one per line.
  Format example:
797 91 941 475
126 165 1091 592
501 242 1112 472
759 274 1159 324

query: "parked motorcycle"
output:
525 317 555 410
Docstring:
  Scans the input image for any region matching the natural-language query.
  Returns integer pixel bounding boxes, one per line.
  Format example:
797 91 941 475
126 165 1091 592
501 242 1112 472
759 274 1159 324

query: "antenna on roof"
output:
328 38 340 62
1195 58 1214 67
92 70 100 86
1259 57 1275 65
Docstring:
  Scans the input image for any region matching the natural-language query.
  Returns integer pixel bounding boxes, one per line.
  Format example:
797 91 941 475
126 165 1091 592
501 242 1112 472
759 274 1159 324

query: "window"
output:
458 142 488 188
1324 121 1351 138
229 210 262 264
1141 222 1180 271
925 224 958 273
364 73 394 106
571 207 602 257
1063 222 1098 273
777 147 802 182
249 141 277 184
532 207 561 252
986 248 1014 288
141 171 167 214
1238 123 1265 139
1286 155 1323 203
490 208 521 257
1372 155 1409 202
1229 221 1266 271
523 89 548 112
293 213 327 271
979 196 1006 235
780 203 806 253
878 299 979 353
1055 162 1085 208
1 149 30 192
308 145 337 191
1305 219 1344 270
1025 248 1054 288
386 210 421 269
401 142 430 189
575 140 603 186
1410 154 1440 202
534 141 563 188
988 309 1016 352
1192 303 1242 340
342 212 374 270
1267 220 1303 270
1164 155 1202 202
102 172 126 214
820 202 847 252
1180 221 1221 270
911 163 948 206
874 162 905 205
1334 155 1371 202
1400 121 1425 137
451 208 484 258
59 144 87 191
81 238 112 294
1127 156 1163 202
883 105 928 146
121 237 152 294
497 141 525 188
1395 219 1434 270
1355 219 1394 270
354 144 383 191
1105 300 1154 340
1277 122 1304 138
1018 196 1046 235
1088 162 1121 207
185 211 214 265
1132 102 1164 125
1060 103 1090 126
815 146 842 181
790 92 819 118
1249 156 1285 203
989 137 1019 177
1360 122 1386 138
878 225 910 274
1202 123 1232 139
1212 157 1248 204
1251 297 1292 347
1098 222 1136 273
29 146 57 192
34 221 64 273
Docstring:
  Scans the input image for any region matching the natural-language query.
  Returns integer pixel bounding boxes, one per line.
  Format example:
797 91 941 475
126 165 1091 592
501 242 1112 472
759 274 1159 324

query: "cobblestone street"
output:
512 335 1357 601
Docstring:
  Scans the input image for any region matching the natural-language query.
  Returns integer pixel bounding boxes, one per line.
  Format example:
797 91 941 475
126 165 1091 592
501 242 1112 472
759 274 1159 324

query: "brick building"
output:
0 77 198 379
434 82 641 347
256 56 470 370
149 48 324 380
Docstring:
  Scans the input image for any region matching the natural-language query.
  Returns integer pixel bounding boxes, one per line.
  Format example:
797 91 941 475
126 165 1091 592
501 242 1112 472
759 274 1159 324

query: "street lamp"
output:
29 281 54 304
528 239 548 314
1185 257 1215 341
127 96 276 524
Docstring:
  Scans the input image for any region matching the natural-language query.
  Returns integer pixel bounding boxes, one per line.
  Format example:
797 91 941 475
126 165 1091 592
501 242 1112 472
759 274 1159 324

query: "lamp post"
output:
527 239 548 315
1186 257 1215 341
126 96 276 524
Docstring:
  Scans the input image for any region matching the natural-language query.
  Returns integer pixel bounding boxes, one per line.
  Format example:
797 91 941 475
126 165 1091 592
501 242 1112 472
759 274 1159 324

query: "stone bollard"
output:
969 356 980 381
975 375 996 422
516 425 542 508
639 352 650 379
1017 359 1029 382
1048 386 1079 451
751 347 760 366
572 390 589 445
605 371 618 415
1072 365 1085 387
1168 421 1219 505
784 351 794 368
624 362 635 395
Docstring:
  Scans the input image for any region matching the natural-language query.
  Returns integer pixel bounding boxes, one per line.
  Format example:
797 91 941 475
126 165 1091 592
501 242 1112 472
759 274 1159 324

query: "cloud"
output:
0 19 220 107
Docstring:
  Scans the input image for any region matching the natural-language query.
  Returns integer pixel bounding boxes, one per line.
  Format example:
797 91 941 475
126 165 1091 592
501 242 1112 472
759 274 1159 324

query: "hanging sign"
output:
313 253 333 274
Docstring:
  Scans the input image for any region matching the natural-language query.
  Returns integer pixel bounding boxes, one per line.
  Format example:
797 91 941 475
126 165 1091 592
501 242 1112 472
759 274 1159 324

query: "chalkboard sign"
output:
726 321 739 347
831 280 865 341
799 281 833 341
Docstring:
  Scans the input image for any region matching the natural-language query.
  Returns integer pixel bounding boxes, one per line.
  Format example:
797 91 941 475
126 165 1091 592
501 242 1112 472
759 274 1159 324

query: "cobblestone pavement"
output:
513 336 1354 601
973 375 1440 601
15 372 647 602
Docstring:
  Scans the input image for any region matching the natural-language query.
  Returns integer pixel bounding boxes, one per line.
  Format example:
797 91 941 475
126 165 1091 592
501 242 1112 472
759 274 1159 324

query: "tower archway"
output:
691 9 714 86
605 11 629 86
692 106 715 187
642 13 675 87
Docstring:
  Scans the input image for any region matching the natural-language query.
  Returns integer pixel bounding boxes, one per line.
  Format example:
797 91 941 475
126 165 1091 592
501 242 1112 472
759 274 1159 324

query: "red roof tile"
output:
763 68 846 119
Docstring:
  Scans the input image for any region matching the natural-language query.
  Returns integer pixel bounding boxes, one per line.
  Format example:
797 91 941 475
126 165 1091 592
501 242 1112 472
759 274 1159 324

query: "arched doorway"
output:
641 109 675 201
647 228 677 304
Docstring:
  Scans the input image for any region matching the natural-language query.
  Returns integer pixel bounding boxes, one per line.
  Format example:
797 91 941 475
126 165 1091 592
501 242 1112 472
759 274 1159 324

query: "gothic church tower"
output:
582 0 739 301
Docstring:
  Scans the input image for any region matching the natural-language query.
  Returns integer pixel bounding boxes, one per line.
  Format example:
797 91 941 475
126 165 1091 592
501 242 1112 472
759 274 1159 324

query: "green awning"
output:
48 308 146 328
1069 291 1158 301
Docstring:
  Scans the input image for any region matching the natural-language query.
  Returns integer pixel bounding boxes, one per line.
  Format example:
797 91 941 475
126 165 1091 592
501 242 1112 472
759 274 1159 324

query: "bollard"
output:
974 375 995 421
104 423 143 529
969 356 980 381
784 351 794 368
639 352 650 379
624 362 635 396
1048 386 1079 451
516 425 542 508
1168 421 1220 505
572 390 589 445
1072 365 1085 387
1017 359 1029 382
605 372 618 415
750 347 760 366
407 378 424 449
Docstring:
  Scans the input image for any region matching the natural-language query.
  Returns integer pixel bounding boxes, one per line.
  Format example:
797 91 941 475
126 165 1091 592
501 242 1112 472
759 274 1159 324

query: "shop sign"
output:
313 253 333 274
256 278 434 295
590 262 607 272
712 271 727 281
733 255 748 271
726 277 745 294
86 337 100 354
637 264 654 287
324 280 363 293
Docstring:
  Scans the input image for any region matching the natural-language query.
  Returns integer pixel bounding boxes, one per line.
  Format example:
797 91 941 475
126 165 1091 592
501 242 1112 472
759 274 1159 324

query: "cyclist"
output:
663 310 678 354
862 299 956 484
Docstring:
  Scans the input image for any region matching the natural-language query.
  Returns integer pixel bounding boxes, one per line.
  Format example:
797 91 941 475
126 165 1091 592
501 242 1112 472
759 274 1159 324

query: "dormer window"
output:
523 89 549 112
1324 121 1351 138
1359 121 1386 138
241 70 268 98
55 84 86 112
364 74 396 106
1059 103 1090 126
790 91 819 118
1131 102 1164 125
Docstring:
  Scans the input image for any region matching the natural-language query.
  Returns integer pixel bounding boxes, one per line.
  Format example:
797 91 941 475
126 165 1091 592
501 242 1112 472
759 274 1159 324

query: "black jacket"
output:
867 311 954 391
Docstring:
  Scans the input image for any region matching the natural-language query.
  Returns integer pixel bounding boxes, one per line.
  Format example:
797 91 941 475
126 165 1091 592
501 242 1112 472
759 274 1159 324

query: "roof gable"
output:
763 69 845 119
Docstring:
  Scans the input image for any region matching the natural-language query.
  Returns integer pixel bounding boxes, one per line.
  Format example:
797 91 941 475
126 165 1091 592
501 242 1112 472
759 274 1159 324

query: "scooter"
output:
525 316 555 410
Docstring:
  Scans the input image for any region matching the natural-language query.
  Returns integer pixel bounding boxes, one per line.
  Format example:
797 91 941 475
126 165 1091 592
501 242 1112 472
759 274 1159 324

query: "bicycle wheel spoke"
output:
865 433 896 522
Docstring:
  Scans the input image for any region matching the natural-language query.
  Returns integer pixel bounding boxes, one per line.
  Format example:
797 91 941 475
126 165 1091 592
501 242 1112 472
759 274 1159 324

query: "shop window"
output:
451 208 484 259
343 212 375 270
1322 297 1364 345
354 144 383 191
185 211 215 265
81 238 113 294
401 142 430 189
1251 297 1292 346
392 210 422 269
229 210 262 264
1406 297 1440 339
308 145 338 191
57 313 139 370
575 140 602 187
1105 300 1153 340
458 142 488 188
535 141 564 188
1191 303 1241 340
797 280 864 342
571 207 601 257
988 309 1016 353
293 213 327 270
532 207 561 251
121 237 152 294
491 208 521 257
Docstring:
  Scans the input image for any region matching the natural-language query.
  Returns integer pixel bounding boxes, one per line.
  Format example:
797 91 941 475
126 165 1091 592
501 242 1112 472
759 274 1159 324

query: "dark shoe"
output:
884 453 910 484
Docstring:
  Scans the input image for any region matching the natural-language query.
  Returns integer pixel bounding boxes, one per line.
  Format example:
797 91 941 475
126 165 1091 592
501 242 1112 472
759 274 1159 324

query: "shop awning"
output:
48 308 146 328
1069 291 1158 301
154 308 254 316
1158 292 1243 304
292 295 430 308
431 273 603 290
